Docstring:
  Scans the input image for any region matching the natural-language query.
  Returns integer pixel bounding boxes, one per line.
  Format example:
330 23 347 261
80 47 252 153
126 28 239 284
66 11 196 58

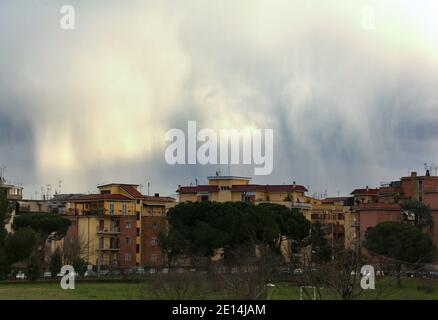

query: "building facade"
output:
177 175 311 214
353 171 438 248
65 183 175 271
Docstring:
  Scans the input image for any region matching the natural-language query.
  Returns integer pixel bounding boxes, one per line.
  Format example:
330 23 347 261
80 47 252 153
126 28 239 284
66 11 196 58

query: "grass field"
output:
1 277 438 300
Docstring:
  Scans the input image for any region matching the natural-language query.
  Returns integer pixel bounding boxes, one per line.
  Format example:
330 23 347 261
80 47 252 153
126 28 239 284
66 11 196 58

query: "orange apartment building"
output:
353 170 438 248
65 183 175 271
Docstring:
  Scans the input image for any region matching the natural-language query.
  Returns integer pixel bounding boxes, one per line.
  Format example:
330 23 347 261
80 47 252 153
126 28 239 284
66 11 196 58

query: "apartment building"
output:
353 171 438 247
0 176 23 233
177 175 311 214
309 197 352 248
177 175 311 261
65 183 175 271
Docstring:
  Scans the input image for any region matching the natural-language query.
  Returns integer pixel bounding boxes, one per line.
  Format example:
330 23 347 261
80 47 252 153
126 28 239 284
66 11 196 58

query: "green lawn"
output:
1 277 438 300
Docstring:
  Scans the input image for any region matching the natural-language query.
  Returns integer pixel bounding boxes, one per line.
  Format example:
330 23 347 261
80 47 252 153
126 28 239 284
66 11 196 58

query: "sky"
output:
1 0 438 199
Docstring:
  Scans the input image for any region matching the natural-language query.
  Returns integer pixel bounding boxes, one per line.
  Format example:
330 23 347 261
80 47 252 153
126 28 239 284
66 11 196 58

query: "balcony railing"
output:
97 227 121 234
97 246 120 251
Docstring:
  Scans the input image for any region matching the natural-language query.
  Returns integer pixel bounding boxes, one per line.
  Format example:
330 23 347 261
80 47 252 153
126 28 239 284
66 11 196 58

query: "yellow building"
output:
65 183 175 270
177 176 311 261
178 176 311 214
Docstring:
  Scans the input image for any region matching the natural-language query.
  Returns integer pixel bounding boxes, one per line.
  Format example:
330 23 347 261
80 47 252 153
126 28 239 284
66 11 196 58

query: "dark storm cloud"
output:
1 0 438 197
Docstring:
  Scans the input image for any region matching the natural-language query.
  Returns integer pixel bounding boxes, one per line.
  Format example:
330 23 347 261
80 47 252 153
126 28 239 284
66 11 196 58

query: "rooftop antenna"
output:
0 166 6 181
58 180 62 194
47 184 52 200
147 182 150 196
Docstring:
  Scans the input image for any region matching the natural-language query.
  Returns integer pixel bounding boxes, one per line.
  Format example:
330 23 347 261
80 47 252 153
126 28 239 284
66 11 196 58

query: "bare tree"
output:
147 272 211 300
62 232 95 265
295 248 364 300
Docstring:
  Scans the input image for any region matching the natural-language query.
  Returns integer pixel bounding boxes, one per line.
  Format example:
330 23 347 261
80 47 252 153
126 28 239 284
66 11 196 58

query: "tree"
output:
49 248 63 277
63 233 94 266
401 199 433 233
364 221 436 287
0 191 12 278
72 257 88 276
4 228 36 265
256 203 310 254
164 201 311 270
13 213 70 265
26 254 41 281
310 222 331 263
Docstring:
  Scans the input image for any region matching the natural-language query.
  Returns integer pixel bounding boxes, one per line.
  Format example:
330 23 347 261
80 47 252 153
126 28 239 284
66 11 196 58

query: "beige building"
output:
178 175 311 214
177 175 311 261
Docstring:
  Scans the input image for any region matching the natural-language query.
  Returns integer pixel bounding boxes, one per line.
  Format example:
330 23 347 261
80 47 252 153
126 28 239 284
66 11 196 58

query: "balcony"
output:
97 246 120 251
97 227 121 235
351 221 360 227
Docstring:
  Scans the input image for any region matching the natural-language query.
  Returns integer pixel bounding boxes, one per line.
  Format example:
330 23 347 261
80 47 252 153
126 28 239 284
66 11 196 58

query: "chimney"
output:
411 172 417 178
154 193 160 197
366 186 369 192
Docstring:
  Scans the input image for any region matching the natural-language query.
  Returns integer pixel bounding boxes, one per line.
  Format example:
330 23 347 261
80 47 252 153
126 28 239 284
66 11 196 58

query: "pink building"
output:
353 171 438 246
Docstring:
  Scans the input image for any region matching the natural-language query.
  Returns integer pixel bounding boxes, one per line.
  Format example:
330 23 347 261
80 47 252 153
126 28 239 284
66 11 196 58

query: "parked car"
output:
16 271 26 280
161 268 169 274
43 272 52 279
376 270 385 277
98 270 110 277
148 268 157 274
84 270 97 277
124 268 135 276
110 269 121 276
293 268 303 275
135 267 145 275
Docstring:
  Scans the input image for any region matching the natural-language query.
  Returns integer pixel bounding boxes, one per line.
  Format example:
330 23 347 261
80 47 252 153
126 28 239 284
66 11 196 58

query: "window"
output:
122 204 127 216
99 237 104 249
136 244 140 254
150 237 158 246
125 253 131 262
136 228 140 236
152 223 158 229
126 220 131 229
109 203 115 215
151 254 158 262
136 212 140 220
126 237 131 245
200 195 209 201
